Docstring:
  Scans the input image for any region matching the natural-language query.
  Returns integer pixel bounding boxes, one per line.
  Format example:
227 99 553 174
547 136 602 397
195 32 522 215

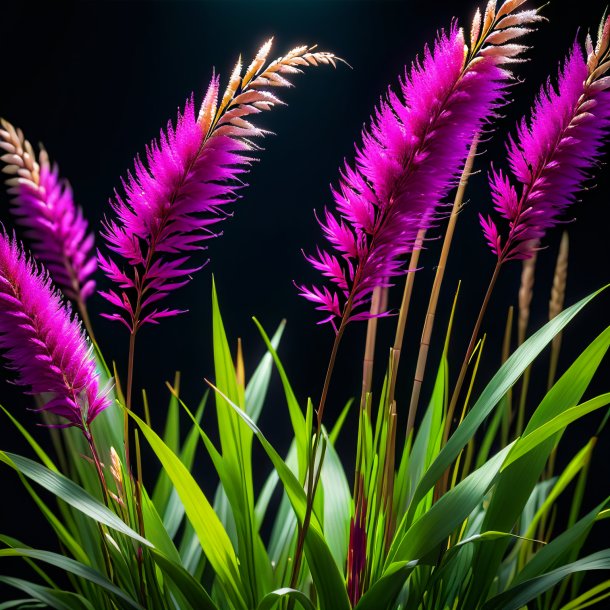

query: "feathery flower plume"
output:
0 231 109 430
99 40 337 332
0 120 96 305
481 15 610 261
299 0 543 326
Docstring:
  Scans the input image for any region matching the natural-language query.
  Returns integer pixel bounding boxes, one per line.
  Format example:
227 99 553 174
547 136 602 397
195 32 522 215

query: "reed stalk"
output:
516 250 538 435
547 232 569 390
406 136 479 438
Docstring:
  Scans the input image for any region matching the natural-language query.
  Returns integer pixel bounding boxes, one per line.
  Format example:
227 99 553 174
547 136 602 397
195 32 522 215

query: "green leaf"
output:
465 324 610 606
150 548 217 610
208 381 351 610
503 394 610 468
0 576 94 610
212 280 270 606
0 548 142 608
0 452 150 547
560 579 610 610
126 408 246 610
0 405 58 472
329 399 354 446
256 588 316 610
252 317 308 483
387 443 514 565
0 600 45 609
354 561 416 610
482 550 610 610
320 435 351 571
245 320 286 423
512 500 608 585
407 287 605 523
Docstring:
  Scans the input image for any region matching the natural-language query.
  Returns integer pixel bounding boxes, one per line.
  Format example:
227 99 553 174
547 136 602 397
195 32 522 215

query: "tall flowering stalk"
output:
0 119 97 338
444 15 610 462
299 1 541 327
296 0 542 599
0 231 110 488
98 39 336 466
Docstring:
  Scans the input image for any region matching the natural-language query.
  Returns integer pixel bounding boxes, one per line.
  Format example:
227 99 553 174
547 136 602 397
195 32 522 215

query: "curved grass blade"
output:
354 561 416 610
0 576 94 610
404 287 605 526
0 548 142 609
126 408 246 610
465 324 610 605
150 548 217 610
387 443 514 565
207 381 351 610
503 394 610 468
256 588 317 610
482 550 610 610
0 452 150 547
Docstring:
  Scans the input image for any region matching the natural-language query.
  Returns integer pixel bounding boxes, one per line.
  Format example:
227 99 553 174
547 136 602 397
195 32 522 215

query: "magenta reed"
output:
481 16 610 261
299 0 542 327
0 119 97 306
0 231 109 430
99 41 337 333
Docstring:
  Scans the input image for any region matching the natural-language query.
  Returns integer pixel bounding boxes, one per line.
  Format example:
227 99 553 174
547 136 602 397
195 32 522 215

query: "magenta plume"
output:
99 40 337 332
0 231 109 431
298 0 542 326
481 16 610 261
0 120 97 306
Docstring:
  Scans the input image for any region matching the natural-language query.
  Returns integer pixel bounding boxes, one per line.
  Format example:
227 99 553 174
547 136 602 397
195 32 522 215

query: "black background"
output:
1 0 610 598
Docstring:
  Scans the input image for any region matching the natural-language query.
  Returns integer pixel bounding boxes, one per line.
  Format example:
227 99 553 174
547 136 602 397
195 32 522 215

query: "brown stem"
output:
387 230 426 409
76 296 97 346
406 136 479 438
435 261 502 499
85 429 109 505
360 287 383 411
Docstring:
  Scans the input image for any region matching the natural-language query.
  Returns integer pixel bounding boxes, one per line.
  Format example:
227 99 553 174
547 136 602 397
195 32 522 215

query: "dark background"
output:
1 0 610 598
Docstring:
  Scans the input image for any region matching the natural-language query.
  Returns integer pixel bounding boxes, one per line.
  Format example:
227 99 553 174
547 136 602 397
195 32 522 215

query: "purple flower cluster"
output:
299 1 541 326
481 18 610 260
0 232 109 429
99 42 337 332
98 87 246 329
0 120 96 304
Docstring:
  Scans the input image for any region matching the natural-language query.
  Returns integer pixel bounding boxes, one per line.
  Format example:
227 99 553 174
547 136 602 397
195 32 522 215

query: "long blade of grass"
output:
405 287 605 527
0 548 141 608
208 381 351 610
127 408 246 610
0 452 150 547
482 550 610 610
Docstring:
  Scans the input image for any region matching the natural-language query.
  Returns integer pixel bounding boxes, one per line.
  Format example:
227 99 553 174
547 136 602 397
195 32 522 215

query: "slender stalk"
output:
84 429 115 582
387 230 426 409
289 304 351 590
76 296 97 347
406 136 479 438
360 287 383 410
547 232 569 391
85 429 109 505
124 328 137 472
444 261 501 445
350 285 383 570
516 251 537 436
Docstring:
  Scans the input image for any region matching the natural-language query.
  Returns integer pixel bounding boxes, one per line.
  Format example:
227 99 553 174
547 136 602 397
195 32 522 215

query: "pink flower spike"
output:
99 41 338 332
300 0 542 325
0 119 97 305
483 15 610 261
0 232 110 430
